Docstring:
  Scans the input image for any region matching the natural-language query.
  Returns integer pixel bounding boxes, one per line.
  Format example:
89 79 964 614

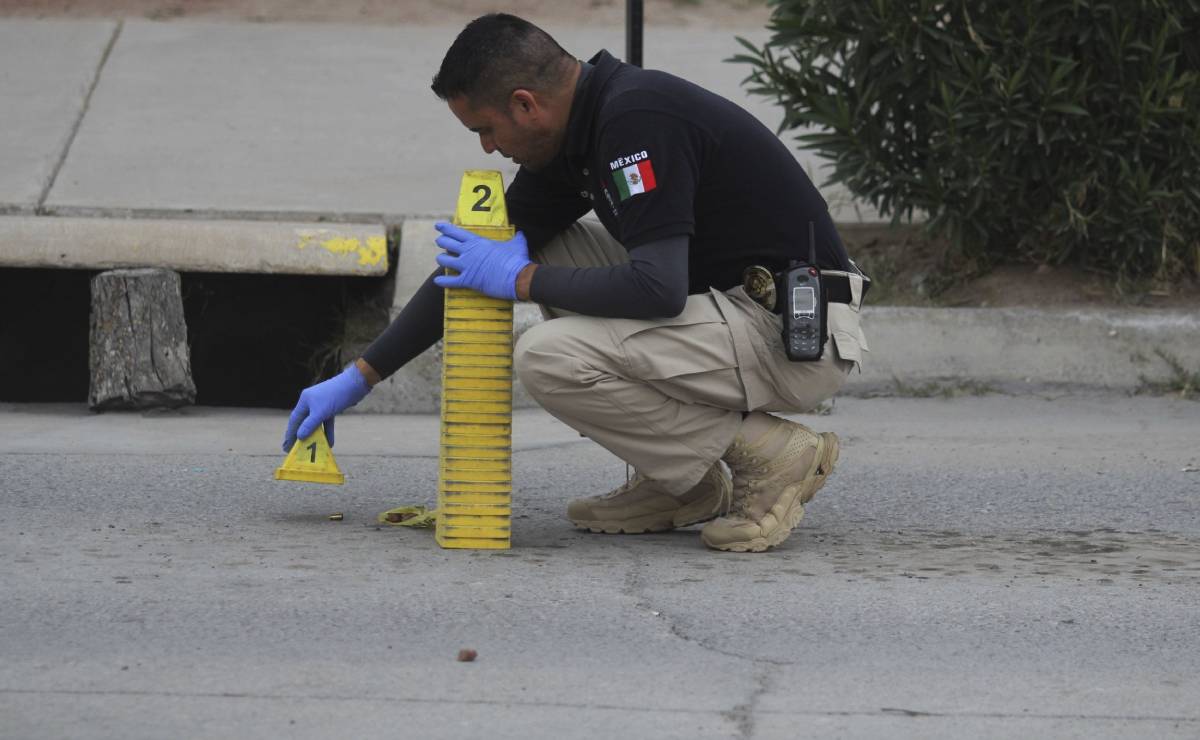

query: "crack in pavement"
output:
724 663 777 740
1 688 1196 724
621 549 793 737
621 548 800 667
35 21 124 213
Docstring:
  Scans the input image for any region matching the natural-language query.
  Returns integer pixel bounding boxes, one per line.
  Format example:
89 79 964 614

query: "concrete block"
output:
0 215 387 275
353 217 441 413
356 304 542 414
390 218 442 312
355 217 546 413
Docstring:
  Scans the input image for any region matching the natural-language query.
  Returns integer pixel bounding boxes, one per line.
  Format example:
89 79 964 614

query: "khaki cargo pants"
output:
514 220 869 497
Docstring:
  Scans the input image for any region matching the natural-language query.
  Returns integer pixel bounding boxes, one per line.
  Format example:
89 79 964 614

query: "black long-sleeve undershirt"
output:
528 235 688 318
359 235 689 380
360 265 446 381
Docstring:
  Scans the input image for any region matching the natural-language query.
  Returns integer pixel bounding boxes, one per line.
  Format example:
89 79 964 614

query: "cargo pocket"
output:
827 302 868 370
609 294 750 410
606 297 727 375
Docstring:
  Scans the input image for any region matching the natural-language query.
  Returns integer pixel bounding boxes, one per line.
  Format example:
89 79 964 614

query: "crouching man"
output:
284 14 869 552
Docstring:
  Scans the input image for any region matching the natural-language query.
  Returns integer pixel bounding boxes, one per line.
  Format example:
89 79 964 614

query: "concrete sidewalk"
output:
1 16 1197 400
1 17 868 221
1 396 1198 738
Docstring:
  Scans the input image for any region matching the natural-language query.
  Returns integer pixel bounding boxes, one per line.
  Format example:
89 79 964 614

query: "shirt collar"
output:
563 49 624 164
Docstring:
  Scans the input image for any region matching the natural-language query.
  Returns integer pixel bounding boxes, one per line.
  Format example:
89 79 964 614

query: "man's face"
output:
447 93 563 172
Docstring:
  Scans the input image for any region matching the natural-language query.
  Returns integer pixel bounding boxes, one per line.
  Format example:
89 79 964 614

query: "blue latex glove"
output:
432 221 531 300
282 364 371 452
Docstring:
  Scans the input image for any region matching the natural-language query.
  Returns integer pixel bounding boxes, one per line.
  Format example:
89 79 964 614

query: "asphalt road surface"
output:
2 395 1198 739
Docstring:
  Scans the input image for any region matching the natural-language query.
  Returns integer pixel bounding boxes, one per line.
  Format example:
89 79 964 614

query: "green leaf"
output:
733 36 763 56
1046 102 1090 115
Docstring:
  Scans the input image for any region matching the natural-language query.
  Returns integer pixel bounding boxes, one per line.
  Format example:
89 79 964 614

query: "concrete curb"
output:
2 214 1193 409
355 218 1200 413
362 304 1200 413
844 306 1200 396
0 215 388 275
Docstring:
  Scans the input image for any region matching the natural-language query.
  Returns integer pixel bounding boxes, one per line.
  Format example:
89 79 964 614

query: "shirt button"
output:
582 168 590 176
579 190 589 199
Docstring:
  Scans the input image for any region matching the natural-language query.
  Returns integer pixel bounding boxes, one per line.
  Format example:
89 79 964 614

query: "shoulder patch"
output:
609 150 651 171
609 150 657 200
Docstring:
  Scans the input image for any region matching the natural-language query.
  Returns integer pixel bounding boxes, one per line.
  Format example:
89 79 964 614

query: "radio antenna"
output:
808 221 817 265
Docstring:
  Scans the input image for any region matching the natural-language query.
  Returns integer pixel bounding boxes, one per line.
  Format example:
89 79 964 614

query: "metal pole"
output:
626 0 643 67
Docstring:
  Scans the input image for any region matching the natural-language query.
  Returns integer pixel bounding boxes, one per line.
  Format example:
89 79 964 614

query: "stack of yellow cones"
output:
435 171 516 549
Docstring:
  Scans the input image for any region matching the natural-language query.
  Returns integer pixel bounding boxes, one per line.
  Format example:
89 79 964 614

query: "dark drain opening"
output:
182 272 390 408
0 268 92 402
0 268 391 408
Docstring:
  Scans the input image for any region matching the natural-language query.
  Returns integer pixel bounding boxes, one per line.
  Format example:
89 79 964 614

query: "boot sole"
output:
571 470 734 535
702 432 840 553
574 510 720 535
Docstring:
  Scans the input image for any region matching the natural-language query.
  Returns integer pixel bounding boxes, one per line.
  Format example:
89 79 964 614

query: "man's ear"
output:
509 89 539 119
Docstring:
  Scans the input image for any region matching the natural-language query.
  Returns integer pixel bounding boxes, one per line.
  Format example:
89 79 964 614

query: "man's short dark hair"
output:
432 14 573 108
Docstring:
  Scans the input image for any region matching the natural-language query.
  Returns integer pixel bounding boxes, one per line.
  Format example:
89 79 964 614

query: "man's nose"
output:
480 134 496 154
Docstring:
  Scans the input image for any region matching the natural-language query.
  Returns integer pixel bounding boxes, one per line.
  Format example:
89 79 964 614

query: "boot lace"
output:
711 469 735 517
602 471 645 499
723 448 771 517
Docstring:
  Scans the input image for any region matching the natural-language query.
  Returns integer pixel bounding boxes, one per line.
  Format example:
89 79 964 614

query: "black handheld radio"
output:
782 222 825 361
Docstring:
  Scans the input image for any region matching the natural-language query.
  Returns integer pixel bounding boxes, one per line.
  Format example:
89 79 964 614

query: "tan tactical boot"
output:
567 463 733 534
700 413 839 552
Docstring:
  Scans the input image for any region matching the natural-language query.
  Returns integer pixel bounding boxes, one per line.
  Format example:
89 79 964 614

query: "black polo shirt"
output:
507 49 854 295
360 49 858 380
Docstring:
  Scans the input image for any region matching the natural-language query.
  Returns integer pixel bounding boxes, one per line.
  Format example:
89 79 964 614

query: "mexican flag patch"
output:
611 159 657 201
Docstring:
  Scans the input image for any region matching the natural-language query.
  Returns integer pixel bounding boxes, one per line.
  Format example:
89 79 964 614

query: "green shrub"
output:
733 0 1200 280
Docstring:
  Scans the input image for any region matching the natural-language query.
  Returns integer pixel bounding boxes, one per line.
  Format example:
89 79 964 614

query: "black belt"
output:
746 270 864 315
817 273 858 306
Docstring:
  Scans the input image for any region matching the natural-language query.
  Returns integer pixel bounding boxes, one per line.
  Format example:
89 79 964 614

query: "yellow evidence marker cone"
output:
274 424 346 485
436 170 515 549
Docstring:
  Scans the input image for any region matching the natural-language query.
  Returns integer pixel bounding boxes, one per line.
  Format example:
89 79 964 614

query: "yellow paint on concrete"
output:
358 235 388 267
294 231 387 268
